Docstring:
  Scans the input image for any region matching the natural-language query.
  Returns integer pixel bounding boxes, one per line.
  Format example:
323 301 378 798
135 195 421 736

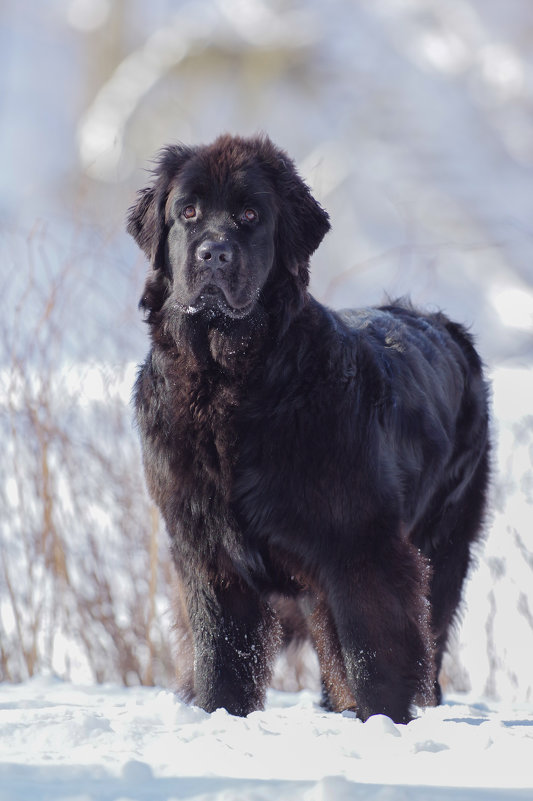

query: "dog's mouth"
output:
181 285 256 319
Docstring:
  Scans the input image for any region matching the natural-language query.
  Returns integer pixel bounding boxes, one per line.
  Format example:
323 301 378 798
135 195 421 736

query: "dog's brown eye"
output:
242 208 258 223
183 205 197 219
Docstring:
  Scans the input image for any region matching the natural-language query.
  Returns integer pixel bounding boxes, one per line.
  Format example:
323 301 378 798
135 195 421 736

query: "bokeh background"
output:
1 0 532 700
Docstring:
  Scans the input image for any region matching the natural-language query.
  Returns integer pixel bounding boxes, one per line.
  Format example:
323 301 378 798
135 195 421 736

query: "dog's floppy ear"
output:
126 184 162 265
265 143 330 279
126 144 194 270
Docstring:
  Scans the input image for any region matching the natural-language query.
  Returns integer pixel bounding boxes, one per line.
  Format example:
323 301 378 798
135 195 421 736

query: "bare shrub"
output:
0 224 174 685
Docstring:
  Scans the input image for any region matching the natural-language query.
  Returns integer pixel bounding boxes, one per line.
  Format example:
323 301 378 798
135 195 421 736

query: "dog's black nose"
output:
196 240 233 267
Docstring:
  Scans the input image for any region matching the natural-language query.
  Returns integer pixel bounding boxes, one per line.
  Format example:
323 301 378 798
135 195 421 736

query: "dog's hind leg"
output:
303 594 357 713
411 448 490 703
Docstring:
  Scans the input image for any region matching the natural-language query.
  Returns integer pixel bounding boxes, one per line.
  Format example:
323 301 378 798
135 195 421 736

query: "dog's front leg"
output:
324 538 435 724
183 574 277 716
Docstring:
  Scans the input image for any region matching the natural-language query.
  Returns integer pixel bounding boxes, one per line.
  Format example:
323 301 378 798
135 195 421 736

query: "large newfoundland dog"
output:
128 134 489 723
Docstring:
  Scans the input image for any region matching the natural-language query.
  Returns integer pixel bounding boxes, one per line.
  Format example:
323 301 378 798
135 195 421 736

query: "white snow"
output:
1 676 532 800
442 367 533 704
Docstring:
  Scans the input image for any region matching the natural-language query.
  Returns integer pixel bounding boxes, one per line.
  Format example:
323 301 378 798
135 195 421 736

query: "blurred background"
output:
1 0 532 701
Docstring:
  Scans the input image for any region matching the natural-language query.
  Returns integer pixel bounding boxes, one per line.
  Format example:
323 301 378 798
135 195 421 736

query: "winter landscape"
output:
1 364 532 800
2 1 533 799
1 678 532 801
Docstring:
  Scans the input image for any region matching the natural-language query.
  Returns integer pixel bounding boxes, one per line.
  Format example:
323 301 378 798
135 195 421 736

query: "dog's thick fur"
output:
128 134 489 723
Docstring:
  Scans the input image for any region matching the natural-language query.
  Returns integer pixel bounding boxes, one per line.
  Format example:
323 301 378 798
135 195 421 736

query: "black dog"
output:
128 134 489 723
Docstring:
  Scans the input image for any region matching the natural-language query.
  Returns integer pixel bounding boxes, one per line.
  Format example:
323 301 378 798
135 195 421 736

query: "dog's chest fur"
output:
155 355 240 491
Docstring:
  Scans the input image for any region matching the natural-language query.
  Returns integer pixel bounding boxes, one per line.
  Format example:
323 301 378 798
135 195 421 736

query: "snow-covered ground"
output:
1 677 532 801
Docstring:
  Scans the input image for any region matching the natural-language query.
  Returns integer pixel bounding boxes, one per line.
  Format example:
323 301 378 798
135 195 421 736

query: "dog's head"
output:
127 135 330 323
